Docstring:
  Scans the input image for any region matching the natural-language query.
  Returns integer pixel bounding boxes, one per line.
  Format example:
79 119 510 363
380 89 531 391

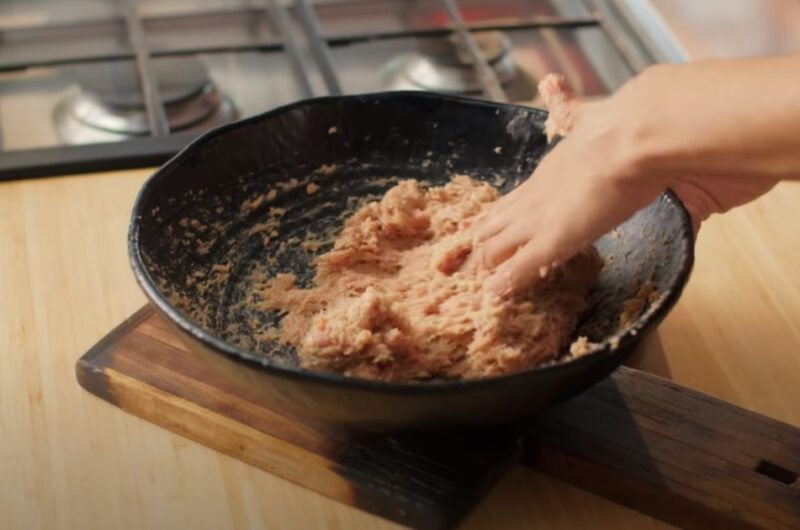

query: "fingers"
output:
468 77 581 278
474 200 515 241
485 237 555 297
461 191 528 272
481 222 534 269
465 202 528 272
461 222 502 271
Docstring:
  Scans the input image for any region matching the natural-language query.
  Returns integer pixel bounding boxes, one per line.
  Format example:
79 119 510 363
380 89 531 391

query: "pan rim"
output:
128 90 695 394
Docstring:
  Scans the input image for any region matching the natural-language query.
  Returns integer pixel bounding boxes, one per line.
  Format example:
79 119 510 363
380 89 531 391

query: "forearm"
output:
475 58 798 292
619 54 800 182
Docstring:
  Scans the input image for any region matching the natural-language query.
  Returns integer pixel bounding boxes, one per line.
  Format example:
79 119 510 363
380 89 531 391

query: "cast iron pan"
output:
129 92 694 430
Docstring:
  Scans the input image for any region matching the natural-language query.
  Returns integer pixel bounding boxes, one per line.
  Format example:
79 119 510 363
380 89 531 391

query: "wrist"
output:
609 64 692 185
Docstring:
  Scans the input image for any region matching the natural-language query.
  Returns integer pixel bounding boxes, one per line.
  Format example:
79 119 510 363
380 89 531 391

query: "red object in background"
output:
419 1 554 26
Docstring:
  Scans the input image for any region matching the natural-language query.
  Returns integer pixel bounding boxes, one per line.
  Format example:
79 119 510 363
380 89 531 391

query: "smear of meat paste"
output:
257 175 602 381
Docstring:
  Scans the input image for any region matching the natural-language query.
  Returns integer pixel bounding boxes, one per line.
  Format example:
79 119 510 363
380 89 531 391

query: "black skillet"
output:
129 92 694 431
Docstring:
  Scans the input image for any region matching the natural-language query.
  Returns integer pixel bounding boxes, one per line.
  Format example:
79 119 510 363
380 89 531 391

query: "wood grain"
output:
2 168 800 530
526 369 800 530
76 306 521 530
76 306 800 530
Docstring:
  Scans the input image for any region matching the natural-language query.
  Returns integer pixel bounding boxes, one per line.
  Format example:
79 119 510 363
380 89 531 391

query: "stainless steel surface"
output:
52 56 236 143
609 0 687 63
550 1 639 92
384 31 519 95
0 52 305 151
264 0 314 98
53 90 236 144
440 0 507 102
123 0 169 136
0 0 664 177
296 0 343 95
51 56 239 145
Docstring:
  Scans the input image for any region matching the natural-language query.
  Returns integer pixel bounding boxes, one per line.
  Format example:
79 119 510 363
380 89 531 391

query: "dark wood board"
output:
76 306 800 529
76 306 521 530
526 369 800 530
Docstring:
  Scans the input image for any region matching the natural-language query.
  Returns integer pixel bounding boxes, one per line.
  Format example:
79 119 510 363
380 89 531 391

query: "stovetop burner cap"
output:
54 56 237 144
384 31 522 95
73 57 212 109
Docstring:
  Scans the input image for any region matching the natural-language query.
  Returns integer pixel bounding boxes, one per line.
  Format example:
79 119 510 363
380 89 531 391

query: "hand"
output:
475 69 782 296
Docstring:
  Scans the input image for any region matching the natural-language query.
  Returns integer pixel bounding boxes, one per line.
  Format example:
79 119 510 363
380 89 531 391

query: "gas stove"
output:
0 0 683 180
53 56 238 144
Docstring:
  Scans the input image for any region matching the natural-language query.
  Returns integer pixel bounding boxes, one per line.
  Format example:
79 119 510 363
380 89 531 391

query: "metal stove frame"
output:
0 0 681 181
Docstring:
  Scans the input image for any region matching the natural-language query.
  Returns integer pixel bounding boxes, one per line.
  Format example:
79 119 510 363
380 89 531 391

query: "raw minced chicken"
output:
257 175 602 381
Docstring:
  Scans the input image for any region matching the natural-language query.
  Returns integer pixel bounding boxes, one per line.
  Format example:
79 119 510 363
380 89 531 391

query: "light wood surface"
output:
1 169 799 530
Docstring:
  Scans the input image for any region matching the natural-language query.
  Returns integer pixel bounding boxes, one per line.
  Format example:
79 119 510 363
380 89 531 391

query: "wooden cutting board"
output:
76 305 800 530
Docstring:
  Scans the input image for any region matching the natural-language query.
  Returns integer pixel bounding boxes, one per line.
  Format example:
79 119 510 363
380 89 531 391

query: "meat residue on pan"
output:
254 175 604 381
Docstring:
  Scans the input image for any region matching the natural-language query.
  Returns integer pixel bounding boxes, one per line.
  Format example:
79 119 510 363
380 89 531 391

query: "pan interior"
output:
133 95 690 377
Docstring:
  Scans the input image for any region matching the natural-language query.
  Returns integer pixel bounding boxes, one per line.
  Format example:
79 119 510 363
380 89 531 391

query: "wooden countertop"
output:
2 169 799 530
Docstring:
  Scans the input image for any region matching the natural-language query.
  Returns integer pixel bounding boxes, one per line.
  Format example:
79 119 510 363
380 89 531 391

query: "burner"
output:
54 57 237 144
384 31 529 96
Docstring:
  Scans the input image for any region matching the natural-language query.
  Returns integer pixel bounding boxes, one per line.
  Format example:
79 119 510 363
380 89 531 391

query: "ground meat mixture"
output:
258 175 603 381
